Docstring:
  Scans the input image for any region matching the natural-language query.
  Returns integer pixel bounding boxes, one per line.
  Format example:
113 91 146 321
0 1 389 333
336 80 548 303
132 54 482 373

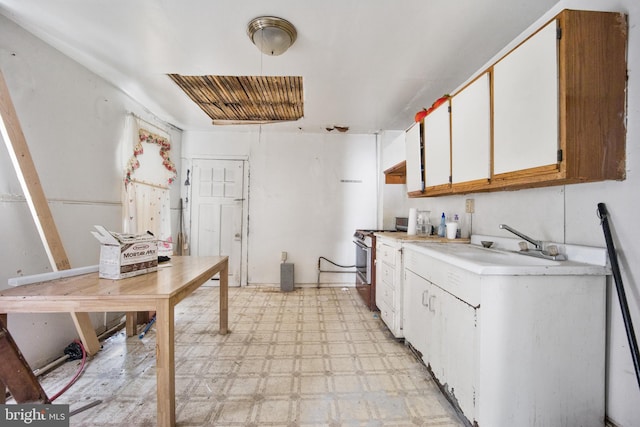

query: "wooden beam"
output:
0 318 50 403
0 69 70 271
1 69 100 355
69 312 101 356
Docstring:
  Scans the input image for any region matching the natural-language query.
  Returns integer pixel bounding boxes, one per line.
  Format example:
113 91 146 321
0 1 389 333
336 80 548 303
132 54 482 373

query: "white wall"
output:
0 15 182 367
2 1 637 422
379 1 640 425
183 129 378 286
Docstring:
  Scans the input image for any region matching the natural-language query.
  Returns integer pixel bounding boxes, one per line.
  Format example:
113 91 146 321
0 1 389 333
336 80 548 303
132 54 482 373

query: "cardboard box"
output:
91 226 158 280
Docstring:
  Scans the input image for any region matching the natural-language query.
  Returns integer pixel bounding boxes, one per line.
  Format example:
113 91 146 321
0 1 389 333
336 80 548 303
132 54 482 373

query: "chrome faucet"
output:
498 224 566 261
498 224 543 250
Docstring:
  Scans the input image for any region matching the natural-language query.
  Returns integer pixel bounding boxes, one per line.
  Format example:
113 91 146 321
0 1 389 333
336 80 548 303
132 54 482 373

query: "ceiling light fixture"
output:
247 16 297 56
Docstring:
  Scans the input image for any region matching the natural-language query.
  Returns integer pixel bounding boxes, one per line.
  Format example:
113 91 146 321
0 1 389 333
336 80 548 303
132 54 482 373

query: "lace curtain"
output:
122 115 176 256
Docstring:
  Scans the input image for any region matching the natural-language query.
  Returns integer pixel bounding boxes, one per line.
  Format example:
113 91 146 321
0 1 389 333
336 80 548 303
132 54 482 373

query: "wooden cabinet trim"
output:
384 161 407 184
492 163 561 181
451 178 491 194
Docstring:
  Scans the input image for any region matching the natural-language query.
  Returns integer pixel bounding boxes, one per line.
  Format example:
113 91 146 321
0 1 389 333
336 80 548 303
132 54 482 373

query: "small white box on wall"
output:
91 225 158 280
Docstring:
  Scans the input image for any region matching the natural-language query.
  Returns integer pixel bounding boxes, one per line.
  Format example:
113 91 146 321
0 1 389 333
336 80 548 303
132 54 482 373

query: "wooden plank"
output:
1 69 100 355
0 318 49 403
451 178 491 193
385 175 406 185
168 74 303 122
0 70 70 272
384 161 407 183
383 161 407 176
70 312 101 356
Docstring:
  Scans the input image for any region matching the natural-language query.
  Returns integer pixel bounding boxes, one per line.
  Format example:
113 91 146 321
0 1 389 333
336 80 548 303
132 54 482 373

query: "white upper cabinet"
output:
400 10 625 198
493 20 559 175
423 102 451 188
404 123 423 193
451 73 491 184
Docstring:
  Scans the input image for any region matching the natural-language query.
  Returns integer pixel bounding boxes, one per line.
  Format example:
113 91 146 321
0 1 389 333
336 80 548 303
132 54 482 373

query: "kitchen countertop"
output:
403 242 609 275
374 231 470 243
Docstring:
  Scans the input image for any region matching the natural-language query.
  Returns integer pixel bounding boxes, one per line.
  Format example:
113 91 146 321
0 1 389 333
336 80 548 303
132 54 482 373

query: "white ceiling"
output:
0 0 560 134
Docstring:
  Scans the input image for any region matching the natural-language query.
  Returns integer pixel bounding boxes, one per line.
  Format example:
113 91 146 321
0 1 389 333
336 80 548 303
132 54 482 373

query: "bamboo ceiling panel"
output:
168 74 303 123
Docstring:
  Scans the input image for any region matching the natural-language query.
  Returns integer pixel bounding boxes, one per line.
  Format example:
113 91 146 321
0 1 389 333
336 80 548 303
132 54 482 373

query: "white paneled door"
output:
191 159 245 286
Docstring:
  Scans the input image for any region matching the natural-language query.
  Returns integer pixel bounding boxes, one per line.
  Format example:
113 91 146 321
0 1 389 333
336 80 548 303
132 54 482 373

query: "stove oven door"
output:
355 269 369 302
354 239 376 311
354 240 371 284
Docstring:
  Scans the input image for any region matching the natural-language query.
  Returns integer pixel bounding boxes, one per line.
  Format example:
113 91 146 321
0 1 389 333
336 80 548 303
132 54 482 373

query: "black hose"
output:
597 202 640 390
317 257 356 289
318 256 355 269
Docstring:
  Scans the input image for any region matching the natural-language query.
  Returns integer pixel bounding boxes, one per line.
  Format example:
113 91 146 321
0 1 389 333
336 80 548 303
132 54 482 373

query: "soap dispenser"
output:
438 212 446 237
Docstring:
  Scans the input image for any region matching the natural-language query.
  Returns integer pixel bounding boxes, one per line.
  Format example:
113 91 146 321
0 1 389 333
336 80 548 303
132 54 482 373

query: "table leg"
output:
126 312 137 337
70 312 101 356
155 299 175 427
219 260 228 335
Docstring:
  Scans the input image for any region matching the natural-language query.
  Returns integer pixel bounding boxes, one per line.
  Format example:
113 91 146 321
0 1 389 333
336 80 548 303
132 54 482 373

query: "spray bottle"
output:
438 212 446 237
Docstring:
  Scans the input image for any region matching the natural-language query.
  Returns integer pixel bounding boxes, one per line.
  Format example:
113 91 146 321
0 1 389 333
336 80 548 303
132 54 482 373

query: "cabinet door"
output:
378 262 395 327
404 123 423 193
493 20 559 175
403 269 430 358
438 286 478 420
423 102 451 188
451 73 491 184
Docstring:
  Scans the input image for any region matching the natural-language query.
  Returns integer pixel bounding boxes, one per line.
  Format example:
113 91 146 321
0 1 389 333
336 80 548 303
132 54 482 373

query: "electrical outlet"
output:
465 199 475 213
281 251 288 262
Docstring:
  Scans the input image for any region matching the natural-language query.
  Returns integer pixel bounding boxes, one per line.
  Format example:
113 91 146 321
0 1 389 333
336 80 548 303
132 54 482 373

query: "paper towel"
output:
407 208 417 235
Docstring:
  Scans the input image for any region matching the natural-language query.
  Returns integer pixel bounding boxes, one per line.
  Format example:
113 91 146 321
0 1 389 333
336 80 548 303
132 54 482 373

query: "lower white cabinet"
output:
402 245 606 427
375 236 403 338
403 259 478 418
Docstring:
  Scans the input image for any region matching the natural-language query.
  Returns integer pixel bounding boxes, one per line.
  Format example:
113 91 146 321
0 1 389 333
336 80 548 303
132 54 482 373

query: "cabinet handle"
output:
429 295 436 312
422 290 429 307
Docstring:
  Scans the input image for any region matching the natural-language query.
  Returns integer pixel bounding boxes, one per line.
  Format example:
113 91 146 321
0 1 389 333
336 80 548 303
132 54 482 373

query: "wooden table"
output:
0 256 228 427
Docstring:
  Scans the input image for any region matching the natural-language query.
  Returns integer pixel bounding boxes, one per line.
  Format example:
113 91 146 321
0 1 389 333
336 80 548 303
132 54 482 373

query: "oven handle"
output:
354 240 370 250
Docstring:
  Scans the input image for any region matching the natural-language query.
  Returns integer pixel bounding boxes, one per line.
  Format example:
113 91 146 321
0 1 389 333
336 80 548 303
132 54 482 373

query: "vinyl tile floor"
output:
33 285 467 426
